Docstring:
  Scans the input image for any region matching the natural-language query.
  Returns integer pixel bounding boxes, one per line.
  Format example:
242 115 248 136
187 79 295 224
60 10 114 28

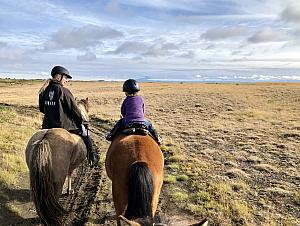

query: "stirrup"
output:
88 153 99 167
105 133 113 141
157 136 163 145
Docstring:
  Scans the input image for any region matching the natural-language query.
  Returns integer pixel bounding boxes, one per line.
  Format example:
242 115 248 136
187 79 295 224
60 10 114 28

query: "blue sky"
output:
0 0 300 81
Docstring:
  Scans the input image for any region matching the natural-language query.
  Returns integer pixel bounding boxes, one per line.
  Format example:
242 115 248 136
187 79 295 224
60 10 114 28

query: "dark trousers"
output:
81 135 93 155
143 120 159 138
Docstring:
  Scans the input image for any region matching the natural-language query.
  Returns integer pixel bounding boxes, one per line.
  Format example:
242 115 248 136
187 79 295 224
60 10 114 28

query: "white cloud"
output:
109 40 179 57
0 41 34 63
248 27 289 43
118 0 206 12
77 52 97 61
203 44 216 50
0 42 8 48
104 1 130 16
179 50 196 59
201 27 249 41
143 42 179 57
280 2 300 23
0 0 69 17
0 51 27 62
0 47 30 63
110 41 150 55
45 25 123 50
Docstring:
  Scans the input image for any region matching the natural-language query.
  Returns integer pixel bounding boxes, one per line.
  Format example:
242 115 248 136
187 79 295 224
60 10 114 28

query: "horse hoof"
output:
68 189 74 194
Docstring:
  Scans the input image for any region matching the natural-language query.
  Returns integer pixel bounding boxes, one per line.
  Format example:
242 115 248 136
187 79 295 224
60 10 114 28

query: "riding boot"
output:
106 118 124 141
148 126 162 145
105 132 114 141
82 135 99 166
106 124 118 141
153 130 162 145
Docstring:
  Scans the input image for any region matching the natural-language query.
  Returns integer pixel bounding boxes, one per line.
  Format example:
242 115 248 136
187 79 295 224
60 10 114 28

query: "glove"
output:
81 124 88 137
82 121 89 129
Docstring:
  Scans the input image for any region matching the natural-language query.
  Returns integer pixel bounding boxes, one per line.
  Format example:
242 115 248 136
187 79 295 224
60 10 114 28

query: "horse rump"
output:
29 139 66 225
125 161 154 220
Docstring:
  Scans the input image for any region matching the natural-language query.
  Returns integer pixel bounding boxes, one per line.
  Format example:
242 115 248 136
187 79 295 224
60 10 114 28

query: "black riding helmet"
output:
123 79 140 93
51 66 72 79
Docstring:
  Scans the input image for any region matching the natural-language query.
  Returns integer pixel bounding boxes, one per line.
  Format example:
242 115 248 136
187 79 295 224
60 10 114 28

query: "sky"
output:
0 0 300 81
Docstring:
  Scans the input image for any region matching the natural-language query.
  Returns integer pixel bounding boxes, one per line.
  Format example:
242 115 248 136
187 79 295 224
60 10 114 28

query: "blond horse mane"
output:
77 102 89 121
38 79 51 95
77 98 89 122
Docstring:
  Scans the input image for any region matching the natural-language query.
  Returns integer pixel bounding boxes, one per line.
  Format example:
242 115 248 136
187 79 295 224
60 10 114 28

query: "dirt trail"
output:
69 117 117 226
59 117 120 226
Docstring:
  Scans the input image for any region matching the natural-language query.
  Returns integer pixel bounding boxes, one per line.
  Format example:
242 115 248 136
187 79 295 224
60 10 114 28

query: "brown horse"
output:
25 98 89 225
105 133 164 226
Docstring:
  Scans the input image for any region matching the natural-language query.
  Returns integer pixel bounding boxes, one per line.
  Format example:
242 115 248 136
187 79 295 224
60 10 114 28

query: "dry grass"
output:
0 104 41 187
0 79 299 225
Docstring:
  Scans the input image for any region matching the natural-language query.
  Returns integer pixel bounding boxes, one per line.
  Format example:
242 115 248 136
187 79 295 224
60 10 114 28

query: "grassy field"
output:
0 79 299 225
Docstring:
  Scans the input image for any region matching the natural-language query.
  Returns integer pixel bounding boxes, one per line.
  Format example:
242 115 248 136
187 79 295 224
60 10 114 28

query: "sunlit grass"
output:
171 191 189 202
163 175 177 184
0 106 38 187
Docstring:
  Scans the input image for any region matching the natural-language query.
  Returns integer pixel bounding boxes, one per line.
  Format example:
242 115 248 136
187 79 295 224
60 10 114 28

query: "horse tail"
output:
29 139 65 225
125 161 154 219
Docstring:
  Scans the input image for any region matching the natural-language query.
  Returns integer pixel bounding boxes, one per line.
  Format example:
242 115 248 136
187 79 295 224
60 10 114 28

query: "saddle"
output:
121 122 149 136
110 122 159 144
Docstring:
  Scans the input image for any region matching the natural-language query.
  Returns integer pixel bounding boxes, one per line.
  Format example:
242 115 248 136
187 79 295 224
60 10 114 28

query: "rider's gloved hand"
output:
81 124 88 137
83 121 89 129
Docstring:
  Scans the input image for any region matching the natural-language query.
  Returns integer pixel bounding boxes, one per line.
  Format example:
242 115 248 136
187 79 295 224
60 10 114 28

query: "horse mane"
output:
125 161 154 220
38 79 51 95
77 98 89 122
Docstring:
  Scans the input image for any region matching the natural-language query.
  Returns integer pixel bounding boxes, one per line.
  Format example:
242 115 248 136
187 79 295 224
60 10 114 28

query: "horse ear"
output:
86 97 89 103
119 215 140 226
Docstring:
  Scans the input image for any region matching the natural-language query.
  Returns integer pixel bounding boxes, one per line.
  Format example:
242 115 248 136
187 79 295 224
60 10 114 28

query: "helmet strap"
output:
53 74 64 84
59 74 63 82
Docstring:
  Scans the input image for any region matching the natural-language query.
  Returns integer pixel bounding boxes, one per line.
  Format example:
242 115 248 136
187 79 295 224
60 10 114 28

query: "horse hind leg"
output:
152 179 163 216
67 173 74 195
112 180 128 225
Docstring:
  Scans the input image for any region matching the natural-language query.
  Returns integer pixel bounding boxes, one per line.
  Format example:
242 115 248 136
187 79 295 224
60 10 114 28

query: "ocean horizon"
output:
1 73 300 83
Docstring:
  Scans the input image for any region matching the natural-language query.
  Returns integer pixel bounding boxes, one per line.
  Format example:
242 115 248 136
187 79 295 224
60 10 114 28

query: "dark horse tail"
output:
29 139 65 225
125 161 154 219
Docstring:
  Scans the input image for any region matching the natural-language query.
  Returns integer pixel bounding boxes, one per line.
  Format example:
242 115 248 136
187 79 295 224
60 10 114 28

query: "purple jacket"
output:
121 95 145 123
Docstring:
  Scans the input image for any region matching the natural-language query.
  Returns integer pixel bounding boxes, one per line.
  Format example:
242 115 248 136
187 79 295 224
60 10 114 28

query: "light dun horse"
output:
25 98 89 225
105 133 164 226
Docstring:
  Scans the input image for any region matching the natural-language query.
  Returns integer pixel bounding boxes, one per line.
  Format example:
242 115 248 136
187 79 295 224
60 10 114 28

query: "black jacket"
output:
39 80 83 130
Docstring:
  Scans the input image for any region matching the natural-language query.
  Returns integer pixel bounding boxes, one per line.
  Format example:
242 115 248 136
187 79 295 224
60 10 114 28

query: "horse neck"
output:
77 103 89 122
